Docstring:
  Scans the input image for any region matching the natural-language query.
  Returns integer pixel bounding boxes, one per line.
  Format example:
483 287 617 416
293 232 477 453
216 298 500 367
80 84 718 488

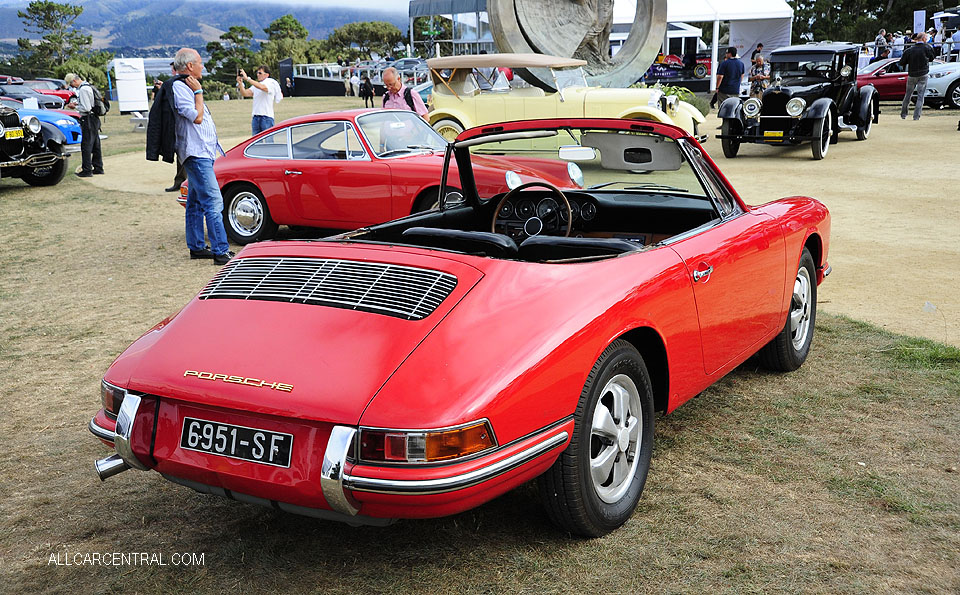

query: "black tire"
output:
21 157 67 186
856 101 873 140
221 184 278 244
720 119 740 158
431 118 463 142
693 64 708 79
758 248 817 372
538 339 655 537
947 80 960 110
811 111 831 160
412 188 440 213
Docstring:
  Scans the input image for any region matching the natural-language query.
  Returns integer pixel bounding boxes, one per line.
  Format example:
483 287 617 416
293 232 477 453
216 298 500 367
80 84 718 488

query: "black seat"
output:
518 236 642 261
400 227 519 258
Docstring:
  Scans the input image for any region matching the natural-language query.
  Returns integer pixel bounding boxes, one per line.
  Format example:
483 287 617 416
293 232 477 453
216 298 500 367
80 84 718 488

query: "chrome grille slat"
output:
199 257 458 320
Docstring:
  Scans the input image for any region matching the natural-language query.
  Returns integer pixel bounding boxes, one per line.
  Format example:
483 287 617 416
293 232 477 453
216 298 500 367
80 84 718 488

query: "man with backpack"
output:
381 67 427 117
65 73 105 177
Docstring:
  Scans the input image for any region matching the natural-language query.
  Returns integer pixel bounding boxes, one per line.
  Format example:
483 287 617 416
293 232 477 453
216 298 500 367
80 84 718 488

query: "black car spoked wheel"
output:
20 157 67 186
856 101 873 140
720 119 740 158
812 110 831 160
222 184 278 244
538 339 654 537
758 248 817 371
947 80 960 110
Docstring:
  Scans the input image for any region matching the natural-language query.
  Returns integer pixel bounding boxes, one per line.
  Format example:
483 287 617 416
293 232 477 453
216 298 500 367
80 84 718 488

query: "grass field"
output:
0 96 958 593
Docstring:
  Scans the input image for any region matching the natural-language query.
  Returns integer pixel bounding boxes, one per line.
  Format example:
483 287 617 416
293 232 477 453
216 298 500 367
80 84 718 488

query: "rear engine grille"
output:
199 257 458 320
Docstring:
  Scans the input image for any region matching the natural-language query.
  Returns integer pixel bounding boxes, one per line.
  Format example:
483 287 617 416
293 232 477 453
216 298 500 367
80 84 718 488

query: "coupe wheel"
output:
432 119 464 142
21 157 67 186
720 119 740 158
538 339 654 537
947 80 960 110
856 101 873 140
812 110 831 160
222 185 278 244
758 248 817 371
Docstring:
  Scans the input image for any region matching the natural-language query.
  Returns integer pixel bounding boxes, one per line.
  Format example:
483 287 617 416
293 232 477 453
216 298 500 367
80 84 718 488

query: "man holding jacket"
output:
65 73 103 177
898 32 937 120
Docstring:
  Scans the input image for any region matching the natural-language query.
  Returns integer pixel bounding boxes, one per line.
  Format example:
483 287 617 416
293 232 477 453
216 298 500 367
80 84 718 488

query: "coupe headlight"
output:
101 379 127 417
742 98 762 118
567 162 584 188
22 115 41 134
359 420 496 463
505 170 522 190
786 97 807 117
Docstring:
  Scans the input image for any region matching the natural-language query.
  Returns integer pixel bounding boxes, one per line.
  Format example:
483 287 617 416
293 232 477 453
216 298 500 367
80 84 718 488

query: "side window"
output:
318 124 366 160
243 129 289 159
291 122 349 160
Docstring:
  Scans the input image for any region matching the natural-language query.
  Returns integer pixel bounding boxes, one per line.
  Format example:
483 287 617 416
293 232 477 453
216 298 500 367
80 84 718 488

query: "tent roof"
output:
614 0 793 23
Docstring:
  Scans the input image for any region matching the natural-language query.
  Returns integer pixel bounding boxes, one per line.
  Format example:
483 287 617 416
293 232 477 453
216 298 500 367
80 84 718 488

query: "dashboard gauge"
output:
537 198 559 219
580 202 597 221
517 200 535 218
561 201 579 222
498 201 514 219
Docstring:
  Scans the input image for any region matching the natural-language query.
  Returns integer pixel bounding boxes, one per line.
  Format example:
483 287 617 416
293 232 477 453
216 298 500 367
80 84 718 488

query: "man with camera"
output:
236 65 282 135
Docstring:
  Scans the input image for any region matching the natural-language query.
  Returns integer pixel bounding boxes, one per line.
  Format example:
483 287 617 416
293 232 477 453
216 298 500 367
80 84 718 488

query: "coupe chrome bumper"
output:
0 151 65 168
92 394 148 481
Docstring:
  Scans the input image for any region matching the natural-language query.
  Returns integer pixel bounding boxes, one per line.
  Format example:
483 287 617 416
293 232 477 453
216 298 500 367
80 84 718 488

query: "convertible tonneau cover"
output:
426 53 587 70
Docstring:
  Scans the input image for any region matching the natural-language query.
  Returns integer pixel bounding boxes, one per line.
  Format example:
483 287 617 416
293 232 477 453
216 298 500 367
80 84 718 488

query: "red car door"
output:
283 121 392 226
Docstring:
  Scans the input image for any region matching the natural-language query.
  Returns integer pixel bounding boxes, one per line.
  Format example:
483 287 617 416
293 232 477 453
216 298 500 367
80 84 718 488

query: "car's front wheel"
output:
20 156 67 186
856 101 873 140
538 339 654 537
812 110 831 160
946 80 960 110
758 248 817 371
432 118 464 142
222 184 279 244
720 119 740 158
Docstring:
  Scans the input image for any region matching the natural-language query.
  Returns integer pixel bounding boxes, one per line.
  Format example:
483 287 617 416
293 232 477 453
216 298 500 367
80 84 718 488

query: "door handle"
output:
284 170 302 176
692 265 714 282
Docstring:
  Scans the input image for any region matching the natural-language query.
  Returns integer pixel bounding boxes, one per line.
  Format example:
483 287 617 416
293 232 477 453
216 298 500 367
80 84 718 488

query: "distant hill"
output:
0 0 408 50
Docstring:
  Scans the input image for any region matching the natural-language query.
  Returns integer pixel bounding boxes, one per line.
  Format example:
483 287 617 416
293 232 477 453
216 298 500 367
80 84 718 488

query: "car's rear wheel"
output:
720 119 740 158
222 184 278 244
856 101 873 140
758 248 817 371
538 339 654 537
21 156 67 186
946 80 960 110
432 118 463 142
812 110 831 160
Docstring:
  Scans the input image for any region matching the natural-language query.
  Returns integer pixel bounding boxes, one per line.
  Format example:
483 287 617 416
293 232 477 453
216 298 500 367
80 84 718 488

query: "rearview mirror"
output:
559 145 597 162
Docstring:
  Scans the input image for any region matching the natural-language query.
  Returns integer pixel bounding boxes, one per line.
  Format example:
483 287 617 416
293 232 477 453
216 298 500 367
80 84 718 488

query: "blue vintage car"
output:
0 97 81 153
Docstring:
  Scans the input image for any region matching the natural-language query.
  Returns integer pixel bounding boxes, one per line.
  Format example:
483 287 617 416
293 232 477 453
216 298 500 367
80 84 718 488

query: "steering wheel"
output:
492 181 573 239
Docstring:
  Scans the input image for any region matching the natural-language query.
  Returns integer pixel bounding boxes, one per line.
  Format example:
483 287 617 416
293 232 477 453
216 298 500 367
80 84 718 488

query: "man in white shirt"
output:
236 65 282 135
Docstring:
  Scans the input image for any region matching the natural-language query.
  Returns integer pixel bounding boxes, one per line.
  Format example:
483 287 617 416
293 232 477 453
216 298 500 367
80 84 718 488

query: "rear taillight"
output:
359 421 496 463
101 379 126 417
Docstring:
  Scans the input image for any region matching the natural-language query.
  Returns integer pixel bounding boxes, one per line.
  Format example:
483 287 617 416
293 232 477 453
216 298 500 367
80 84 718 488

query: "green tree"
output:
263 14 309 41
16 0 92 75
205 25 255 83
256 14 310 74
412 15 453 57
328 21 402 59
54 49 112 88
787 1 945 44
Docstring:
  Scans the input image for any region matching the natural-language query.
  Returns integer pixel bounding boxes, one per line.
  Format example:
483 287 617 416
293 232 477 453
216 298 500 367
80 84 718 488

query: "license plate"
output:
763 131 784 138
4 128 23 139
180 417 293 467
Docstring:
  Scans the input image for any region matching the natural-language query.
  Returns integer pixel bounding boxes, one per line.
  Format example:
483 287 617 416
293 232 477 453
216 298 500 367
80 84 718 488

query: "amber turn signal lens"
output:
100 379 126 416
425 422 494 461
359 421 496 463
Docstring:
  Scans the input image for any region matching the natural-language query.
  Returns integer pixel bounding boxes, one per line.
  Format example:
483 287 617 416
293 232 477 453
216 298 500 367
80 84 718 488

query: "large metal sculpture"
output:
488 0 667 89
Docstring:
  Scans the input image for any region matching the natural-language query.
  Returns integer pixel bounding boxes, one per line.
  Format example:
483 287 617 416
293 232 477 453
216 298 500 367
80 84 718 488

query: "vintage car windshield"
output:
552 67 588 91
356 110 446 158
461 127 711 199
770 54 835 79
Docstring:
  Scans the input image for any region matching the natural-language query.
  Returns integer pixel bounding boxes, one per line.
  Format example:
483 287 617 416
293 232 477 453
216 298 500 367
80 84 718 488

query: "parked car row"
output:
856 57 960 108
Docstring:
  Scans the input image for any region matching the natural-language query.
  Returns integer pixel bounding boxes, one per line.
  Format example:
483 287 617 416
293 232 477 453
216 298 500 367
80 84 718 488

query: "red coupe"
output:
857 58 909 100
179 109 581 243
93 118 830 537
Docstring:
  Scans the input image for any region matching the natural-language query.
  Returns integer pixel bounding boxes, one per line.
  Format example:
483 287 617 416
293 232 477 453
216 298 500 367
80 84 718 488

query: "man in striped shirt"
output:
172 47 232 265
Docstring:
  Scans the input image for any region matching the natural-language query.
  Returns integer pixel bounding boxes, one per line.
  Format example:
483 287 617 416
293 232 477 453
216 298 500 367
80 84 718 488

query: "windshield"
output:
770 54 834 79
552 67 588 91
356 110 446 158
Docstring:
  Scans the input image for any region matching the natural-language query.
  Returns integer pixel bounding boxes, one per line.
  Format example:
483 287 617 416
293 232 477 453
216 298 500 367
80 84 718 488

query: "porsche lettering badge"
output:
183 370 293 392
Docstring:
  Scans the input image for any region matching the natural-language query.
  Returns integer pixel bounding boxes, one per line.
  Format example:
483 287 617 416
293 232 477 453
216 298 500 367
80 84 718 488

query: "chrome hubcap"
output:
790 266 813 350
229 192 263 236
590 373 642 504
952 86 960 107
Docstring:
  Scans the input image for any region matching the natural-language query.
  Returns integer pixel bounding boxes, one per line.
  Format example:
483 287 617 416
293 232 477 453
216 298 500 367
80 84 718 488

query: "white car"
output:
925 61 960 109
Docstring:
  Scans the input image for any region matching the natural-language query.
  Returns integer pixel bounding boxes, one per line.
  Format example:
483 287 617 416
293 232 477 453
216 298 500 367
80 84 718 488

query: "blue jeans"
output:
252 115 274 135
183 157 230 255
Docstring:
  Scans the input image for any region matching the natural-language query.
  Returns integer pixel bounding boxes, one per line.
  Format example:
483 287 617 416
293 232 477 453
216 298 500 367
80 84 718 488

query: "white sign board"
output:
914 10 927 36
113 58 148 112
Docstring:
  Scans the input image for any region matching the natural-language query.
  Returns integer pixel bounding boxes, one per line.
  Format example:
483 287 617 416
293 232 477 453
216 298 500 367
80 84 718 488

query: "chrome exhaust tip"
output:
95 454 130 481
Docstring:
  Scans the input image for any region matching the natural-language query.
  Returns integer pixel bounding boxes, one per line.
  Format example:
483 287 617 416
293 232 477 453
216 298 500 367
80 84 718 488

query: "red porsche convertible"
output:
179 109 580 243
93 118 830 537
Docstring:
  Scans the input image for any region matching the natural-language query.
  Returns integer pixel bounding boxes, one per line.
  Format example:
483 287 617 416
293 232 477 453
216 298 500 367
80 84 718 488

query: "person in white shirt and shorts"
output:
237 65 282 135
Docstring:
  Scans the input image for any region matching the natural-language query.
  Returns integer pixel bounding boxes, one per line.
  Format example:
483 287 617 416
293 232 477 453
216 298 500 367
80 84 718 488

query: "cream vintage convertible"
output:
426 53 705 141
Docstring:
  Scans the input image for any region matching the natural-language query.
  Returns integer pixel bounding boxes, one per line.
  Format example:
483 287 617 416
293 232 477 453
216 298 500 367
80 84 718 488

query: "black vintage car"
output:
717 43 879 160
0 106 70 186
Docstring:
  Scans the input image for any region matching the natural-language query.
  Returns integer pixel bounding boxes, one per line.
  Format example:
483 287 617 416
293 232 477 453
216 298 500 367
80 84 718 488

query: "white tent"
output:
615 0 794 90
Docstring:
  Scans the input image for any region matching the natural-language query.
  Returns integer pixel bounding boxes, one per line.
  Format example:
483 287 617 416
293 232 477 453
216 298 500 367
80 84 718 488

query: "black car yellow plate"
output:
4 128 23 139
763 131 784 138
180 417 293 467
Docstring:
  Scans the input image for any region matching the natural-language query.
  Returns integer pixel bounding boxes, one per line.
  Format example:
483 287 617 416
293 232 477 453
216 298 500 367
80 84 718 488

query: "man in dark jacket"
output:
146 67 188 190
898 32 937 120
